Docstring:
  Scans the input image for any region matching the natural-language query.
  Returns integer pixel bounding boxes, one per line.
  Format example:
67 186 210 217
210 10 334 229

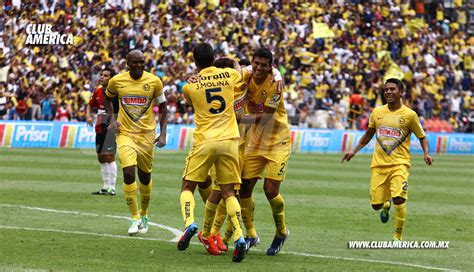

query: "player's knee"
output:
207 190 221 204
372 204 383 210
264 190 279 200
199 177 211 189
181 179 197 192
392 197 406 205
123 170 135 184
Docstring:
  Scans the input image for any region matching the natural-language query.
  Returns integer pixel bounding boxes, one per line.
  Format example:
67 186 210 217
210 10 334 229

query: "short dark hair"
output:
193 43 214 68
252 48 273 65
102 67 116 78
385 78 404 92
213 57 234 69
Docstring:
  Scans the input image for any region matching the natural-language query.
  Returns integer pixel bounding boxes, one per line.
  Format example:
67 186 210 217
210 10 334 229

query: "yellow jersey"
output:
244 70 291 151
369 105 425 168
106 71 163 134
183 66 241 145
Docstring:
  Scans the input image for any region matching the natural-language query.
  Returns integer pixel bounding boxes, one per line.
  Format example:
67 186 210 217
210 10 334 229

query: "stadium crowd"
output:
0 0 473 132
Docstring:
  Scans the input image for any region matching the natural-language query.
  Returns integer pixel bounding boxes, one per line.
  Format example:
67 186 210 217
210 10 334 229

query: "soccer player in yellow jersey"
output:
342 78 433 241
239 48 291 256
177 43 246 262
104 50 168 235
196 57 249 256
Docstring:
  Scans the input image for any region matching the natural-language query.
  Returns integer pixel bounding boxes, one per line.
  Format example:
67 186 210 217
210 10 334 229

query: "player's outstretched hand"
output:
154 133 166 148
341 151 355 163
108 121 120 133
424 154 433 165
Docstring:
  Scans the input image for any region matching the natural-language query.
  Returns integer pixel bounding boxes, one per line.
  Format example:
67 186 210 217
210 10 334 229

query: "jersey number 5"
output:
206 88 226 114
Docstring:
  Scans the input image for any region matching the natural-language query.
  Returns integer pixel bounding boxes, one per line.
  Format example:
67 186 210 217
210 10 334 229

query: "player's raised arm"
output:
341 127 376 163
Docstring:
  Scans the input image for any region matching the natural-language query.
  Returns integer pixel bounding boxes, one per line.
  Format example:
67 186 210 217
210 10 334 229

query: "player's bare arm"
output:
85 104 93 127
419 137 433 165
154 101 168 148
104 95 120 133
342 127 376 163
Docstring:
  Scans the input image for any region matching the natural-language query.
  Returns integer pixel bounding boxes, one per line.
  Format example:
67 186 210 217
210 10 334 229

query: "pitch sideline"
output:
0 204 458 271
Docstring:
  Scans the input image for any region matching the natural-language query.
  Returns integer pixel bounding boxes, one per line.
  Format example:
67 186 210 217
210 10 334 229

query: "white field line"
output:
0 203 183 242
0 204 459 271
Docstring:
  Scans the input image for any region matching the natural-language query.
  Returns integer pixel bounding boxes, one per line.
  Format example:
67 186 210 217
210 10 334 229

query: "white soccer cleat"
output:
128 219 142 235
138 216 148 234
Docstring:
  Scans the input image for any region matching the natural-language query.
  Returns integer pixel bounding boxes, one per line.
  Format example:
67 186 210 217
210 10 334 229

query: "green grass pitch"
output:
0 148 472 271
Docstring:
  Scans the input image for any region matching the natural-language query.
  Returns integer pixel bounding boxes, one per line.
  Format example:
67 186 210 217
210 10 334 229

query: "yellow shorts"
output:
370 165 409 205
210 142 245 191
116 132 155 173
241 143 291 181
183 139 241 185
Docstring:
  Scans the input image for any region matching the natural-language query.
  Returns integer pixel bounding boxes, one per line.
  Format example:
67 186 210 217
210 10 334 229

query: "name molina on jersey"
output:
196 72 231 90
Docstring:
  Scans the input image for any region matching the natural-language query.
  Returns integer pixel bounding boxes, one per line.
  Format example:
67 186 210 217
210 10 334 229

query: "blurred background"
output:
0 0 473 133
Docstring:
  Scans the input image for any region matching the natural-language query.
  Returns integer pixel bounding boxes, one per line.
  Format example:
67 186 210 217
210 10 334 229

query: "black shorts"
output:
96 130 116 154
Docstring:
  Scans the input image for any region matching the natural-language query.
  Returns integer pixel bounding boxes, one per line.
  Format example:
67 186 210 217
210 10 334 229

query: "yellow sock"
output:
180 190 195 227
123 182 140 220
269 194 287 237
225 196 243 241
223 215 233 244
202 200 218 238
198 185 211 203
210 199 227 236
394 203 406 240
383 201 391 210
240 197 257 238
139 180 152 217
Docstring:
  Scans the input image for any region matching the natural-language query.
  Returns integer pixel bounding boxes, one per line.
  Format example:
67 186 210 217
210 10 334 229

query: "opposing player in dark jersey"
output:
87 68 119 196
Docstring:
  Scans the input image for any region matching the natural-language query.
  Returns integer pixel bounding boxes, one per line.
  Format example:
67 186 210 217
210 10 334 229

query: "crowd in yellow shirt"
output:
0 1 472 132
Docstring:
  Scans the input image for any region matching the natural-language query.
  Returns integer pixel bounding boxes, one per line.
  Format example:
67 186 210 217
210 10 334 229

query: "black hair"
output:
252 48 273 65
213 57 234 69
102 67 116 78
239 59 251 66
193 43 215 68
385 78 404 92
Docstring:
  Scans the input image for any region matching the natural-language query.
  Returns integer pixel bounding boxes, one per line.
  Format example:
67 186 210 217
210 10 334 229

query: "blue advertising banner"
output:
1 121 473 155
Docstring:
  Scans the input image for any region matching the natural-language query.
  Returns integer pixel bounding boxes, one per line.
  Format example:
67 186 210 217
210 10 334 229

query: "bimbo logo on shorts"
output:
25 24 73 45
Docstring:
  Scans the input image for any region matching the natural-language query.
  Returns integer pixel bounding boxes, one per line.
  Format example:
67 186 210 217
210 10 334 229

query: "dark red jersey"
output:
89 86 119 133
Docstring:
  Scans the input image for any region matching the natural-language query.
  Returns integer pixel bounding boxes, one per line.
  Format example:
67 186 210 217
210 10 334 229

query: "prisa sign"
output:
12 124 53 147
75 126 95 148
